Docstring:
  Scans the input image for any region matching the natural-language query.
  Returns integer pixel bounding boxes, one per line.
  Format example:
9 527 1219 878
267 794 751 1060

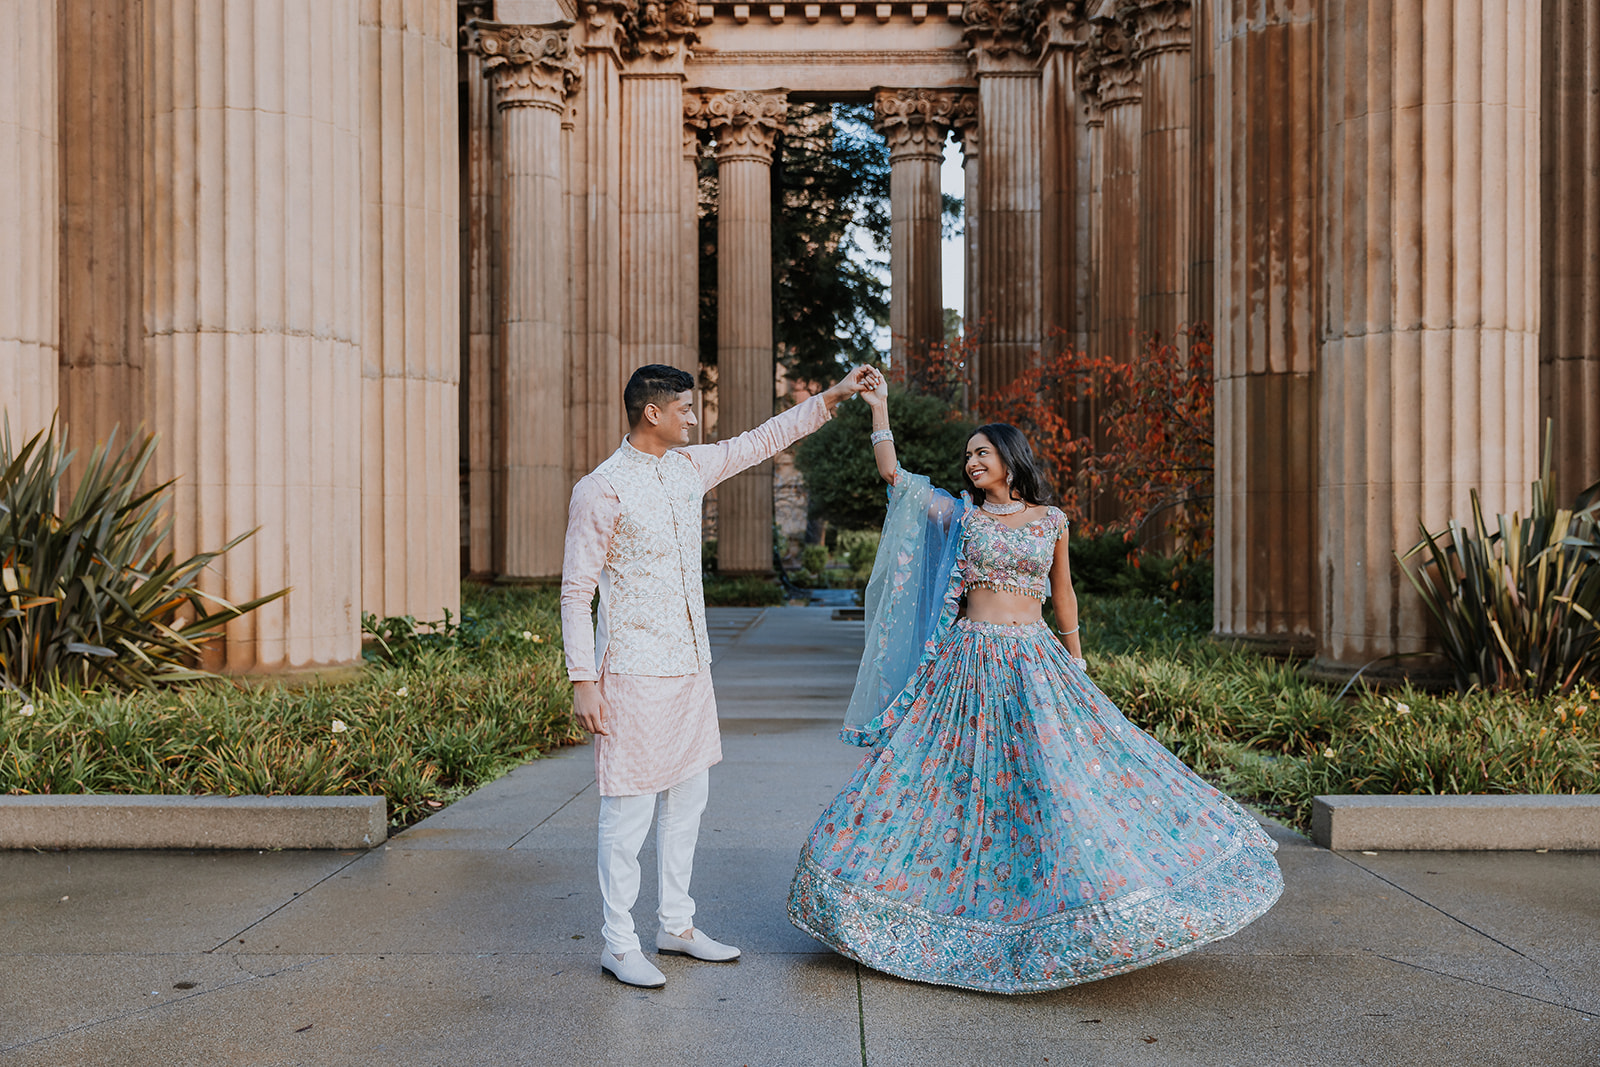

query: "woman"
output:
787 369 1283 994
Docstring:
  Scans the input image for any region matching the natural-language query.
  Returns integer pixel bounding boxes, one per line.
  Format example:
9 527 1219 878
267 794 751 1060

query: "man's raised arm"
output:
684 366 872 492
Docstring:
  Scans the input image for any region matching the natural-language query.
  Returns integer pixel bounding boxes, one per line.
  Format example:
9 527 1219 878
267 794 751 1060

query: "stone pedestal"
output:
1317 0 1541 670
360 0 460 623
1127 0 1191 336
1213 0 1318 649
705 89 786 574
0 0 58 441
965 7 1043 398
470 19 580 582
58 0 141 452
141 0 364 671
1540 0 1600 500
874 89 956 376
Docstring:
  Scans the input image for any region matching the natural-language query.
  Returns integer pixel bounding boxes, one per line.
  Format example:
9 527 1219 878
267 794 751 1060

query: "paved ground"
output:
2 607 1598 1066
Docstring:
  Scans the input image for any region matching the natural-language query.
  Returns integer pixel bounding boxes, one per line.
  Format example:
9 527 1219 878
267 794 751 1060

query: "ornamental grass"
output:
0 585 582 827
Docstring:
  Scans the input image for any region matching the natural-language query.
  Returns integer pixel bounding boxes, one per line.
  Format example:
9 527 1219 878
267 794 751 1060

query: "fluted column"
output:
1213 0 1318 650
1126 0 1191 335
469 19 580 582
360 0 460 622
1078 63 1105 366
965 4 1043 398
705 89 786 574
952 98 981 351
1317 0 1541 671
1088 16 1141 369
683 102 703 405
460 1 498 576
1038 2 1091 353
0 0 58 441
142 0 363 671
58 0 142 452
620 4 697 381
1187 0 1214 332
1540 0 1600 501
875 89 957 374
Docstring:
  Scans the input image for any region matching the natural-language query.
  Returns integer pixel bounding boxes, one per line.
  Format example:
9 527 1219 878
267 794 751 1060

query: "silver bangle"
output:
870 429 894 445
1061 625 1079 636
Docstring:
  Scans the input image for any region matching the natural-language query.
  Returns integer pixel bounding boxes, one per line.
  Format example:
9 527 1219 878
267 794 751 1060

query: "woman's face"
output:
965 433 1009 497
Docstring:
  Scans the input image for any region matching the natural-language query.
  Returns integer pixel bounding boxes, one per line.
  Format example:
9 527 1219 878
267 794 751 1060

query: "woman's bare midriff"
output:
963 586 1045 626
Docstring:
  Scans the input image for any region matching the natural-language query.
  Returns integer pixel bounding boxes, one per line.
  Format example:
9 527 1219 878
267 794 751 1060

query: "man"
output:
561 363 871 988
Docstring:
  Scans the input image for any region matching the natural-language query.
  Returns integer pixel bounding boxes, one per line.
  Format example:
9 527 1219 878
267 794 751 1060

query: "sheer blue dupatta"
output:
841 470 966 747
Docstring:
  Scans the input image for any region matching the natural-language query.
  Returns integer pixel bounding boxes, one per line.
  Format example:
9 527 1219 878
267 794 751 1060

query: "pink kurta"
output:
561 396 832 796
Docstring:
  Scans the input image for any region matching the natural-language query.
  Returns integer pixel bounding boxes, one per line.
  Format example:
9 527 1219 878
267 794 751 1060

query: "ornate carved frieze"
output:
962 0 1041 70
1121 0 1190 59
873 88 962 161
1083 9 1139 108
466 20 582 112
683 91 709 156
698 89 789 163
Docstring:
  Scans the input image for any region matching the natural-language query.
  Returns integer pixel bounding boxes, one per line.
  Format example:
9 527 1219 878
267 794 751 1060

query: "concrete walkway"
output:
2 607 1597 1066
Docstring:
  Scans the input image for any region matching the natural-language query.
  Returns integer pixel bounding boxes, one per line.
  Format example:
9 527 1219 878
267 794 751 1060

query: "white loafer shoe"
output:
600 949 666 987
656 927 741 961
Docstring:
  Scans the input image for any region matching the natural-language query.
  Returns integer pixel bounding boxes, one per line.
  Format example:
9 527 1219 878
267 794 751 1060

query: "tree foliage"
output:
794 390 973 530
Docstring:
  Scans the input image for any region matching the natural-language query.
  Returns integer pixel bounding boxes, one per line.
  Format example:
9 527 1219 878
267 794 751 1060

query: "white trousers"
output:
597 769 708 956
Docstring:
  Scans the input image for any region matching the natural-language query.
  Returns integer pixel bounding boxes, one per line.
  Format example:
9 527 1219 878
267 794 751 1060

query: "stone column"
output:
620 2 697 381
951 97 980 352
1317 0 1541 671
571 2 625 471
0 0 58 441
360 0 460 623
1038 2 1091 353
1088 15 1141 369
1540 0 1600 500
1187 0 1214 332
469 19 580 582
1078 59 1105 365
460 1 498 577
875 89 957 375
141 0 363 671
1125 0 1191 336
58 0 142 451
683 100 703 404
965 3 1043 399
1212 0 1319 650
704 89 786 574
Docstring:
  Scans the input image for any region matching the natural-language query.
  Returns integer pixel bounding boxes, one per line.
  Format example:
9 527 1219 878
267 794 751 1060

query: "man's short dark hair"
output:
624 365 696 427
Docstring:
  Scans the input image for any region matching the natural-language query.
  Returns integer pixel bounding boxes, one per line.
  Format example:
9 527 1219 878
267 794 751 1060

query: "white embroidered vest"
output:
592 441 712 677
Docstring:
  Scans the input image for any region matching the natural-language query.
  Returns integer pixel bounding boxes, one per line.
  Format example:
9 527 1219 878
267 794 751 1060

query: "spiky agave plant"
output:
0 420 285 695
1399 424 1600 696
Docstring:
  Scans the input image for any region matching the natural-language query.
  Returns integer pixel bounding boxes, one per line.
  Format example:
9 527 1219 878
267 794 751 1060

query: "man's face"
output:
648 389 698 445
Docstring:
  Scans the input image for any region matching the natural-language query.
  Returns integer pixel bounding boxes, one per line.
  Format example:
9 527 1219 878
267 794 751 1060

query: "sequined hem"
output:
966 580 1049 601
954 616 1052 637
788 836 1284 995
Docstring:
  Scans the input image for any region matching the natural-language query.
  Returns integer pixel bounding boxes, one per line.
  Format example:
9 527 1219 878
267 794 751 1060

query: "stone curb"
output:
1311 794 1600 851
0 795 387 850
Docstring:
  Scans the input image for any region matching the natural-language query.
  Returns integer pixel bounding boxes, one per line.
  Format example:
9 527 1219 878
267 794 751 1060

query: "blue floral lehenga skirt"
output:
788 618 1284 994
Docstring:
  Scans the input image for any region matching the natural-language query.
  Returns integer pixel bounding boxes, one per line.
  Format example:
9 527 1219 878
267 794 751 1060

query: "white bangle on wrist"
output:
870 429 894 445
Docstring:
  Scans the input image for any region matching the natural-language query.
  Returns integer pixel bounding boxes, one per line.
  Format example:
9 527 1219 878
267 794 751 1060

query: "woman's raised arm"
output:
861 368 898 484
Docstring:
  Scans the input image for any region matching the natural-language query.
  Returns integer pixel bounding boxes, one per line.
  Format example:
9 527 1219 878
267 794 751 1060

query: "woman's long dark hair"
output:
963 423 1054 506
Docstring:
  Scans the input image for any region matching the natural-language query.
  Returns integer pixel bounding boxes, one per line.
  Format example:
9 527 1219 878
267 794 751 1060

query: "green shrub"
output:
701 574 785 606
1400 431 1600 696
0 584 581 827
0 422 284 696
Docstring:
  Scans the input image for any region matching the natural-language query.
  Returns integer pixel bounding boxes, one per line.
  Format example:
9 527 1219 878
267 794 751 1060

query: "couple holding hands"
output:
559 364 1281 995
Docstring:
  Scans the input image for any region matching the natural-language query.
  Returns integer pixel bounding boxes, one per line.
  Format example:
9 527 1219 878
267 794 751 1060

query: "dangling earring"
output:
1005 470 1014 498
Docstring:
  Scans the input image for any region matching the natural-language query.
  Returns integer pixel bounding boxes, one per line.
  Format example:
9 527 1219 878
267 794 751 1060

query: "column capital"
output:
697 89 788 164
950 92 980 157
622 0 698 74
683 91 708 157
575 0 630 61
1121 0 1190 60
962 0 1041 72
873 89 962 162
466 20 582 112
1035 0 1090 54
1082 10 1139 108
